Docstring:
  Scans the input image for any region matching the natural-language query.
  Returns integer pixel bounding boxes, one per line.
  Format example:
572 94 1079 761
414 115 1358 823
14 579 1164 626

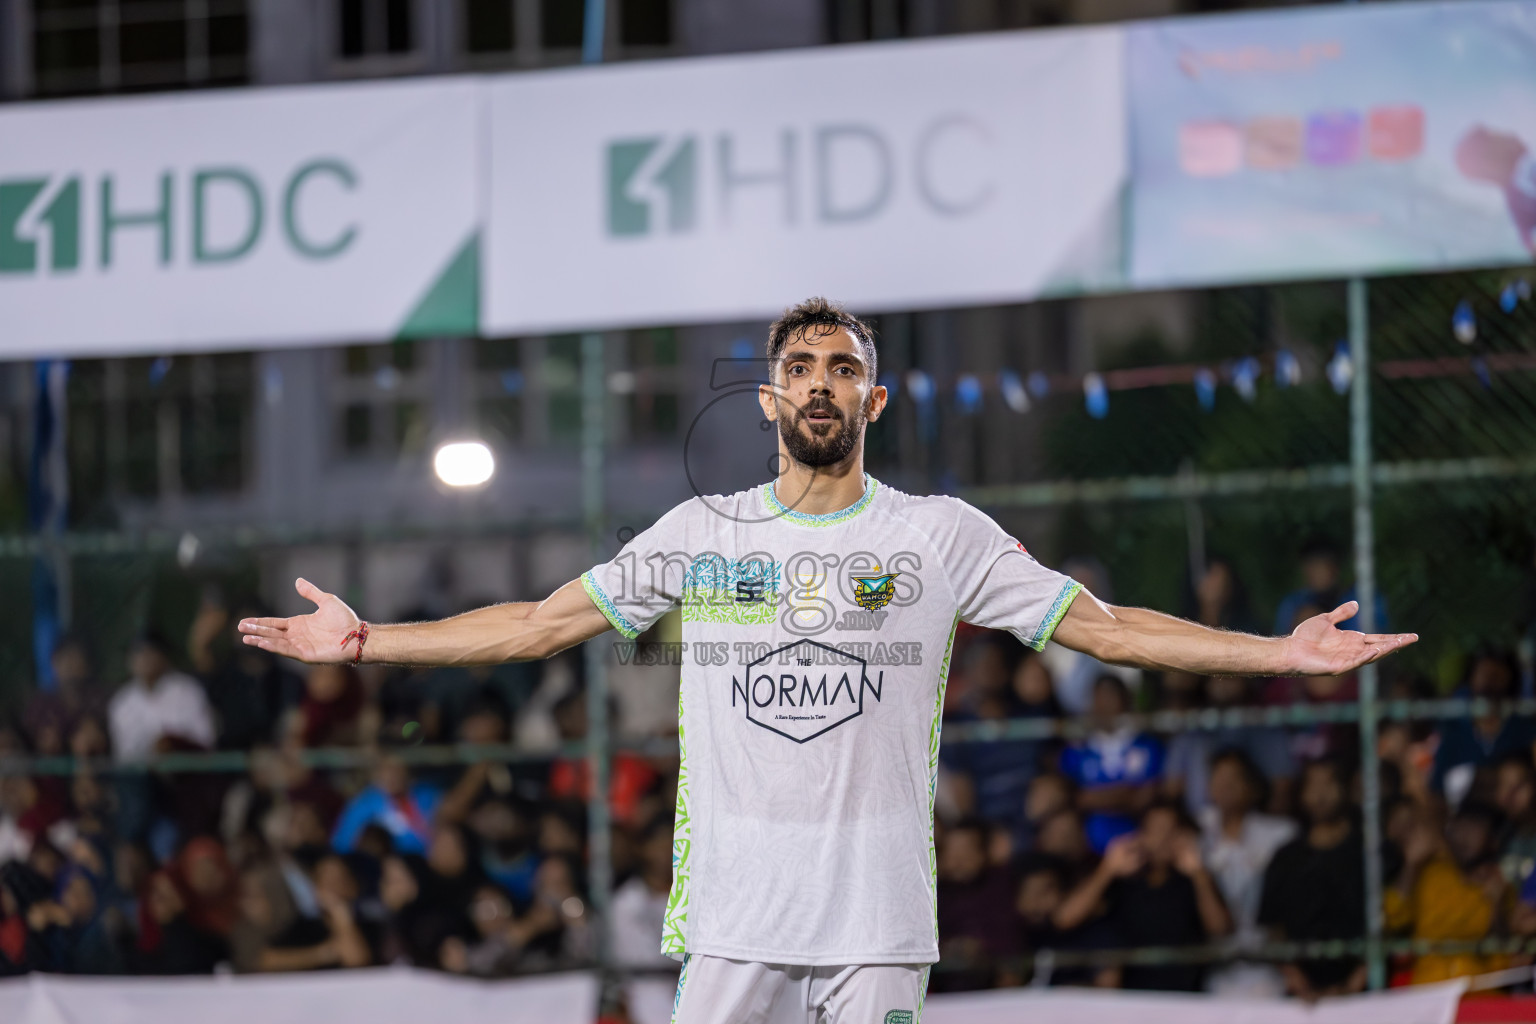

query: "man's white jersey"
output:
581 475 1080 966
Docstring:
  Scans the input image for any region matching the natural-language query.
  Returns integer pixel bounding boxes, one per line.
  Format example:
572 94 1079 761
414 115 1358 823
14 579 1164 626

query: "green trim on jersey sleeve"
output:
580 570 642 639
1026 580 1082 651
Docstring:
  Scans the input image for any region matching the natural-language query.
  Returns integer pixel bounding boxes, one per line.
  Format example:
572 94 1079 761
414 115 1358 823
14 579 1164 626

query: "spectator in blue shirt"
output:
332 755 443 856
1061 675 1164 854
1273 539 1386 636
1433 649 1536 806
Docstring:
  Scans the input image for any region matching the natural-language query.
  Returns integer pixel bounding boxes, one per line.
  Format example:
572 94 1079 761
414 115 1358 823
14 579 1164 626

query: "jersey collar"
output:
762 473 879 527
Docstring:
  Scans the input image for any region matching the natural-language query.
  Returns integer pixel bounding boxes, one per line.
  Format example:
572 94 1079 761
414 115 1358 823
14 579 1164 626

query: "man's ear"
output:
864 384 889 423
758 382 780 422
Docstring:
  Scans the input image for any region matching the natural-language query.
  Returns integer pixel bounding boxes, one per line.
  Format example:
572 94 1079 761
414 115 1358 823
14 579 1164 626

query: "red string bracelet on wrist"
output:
340 621 369 666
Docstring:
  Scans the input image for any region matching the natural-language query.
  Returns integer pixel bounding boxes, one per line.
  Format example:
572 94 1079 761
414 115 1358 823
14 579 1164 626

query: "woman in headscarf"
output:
40 862 121 973
421 822 488 912
297 664 366 748
0 861 51 974
176 836 241 937
229 862 298 973
380 850 472 968
132 869 228 974
375 853 427 964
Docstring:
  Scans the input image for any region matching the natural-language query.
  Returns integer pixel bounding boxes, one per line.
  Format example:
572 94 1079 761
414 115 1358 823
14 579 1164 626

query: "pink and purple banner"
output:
1128 0 1536 288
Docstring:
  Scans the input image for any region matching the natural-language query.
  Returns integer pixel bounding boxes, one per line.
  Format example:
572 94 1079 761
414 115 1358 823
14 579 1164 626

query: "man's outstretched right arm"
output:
237 577 614 666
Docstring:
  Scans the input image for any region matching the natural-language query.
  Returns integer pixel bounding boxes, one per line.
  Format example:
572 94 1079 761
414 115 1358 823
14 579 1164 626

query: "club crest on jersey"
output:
848 565 900 612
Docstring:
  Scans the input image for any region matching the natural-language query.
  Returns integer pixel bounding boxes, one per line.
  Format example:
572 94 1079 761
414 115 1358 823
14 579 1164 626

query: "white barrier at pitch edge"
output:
0 967 1468 1024
622 976 1467 1024
0 967 599 1024
918 979 1468 1024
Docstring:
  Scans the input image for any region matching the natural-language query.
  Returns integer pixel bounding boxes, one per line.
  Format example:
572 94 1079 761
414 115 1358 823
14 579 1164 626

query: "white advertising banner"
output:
0 970 1463 1024
484 30 1128 335
624 976 1466 1024
0 78 480 358
0 967 598 1024
922 979 1467 1024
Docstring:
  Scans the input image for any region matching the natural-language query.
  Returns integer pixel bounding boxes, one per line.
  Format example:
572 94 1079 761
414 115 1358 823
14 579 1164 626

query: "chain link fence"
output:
0 266 1534 1001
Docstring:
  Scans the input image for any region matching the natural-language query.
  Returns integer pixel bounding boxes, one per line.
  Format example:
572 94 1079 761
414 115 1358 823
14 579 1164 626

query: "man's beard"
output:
778 397 860 469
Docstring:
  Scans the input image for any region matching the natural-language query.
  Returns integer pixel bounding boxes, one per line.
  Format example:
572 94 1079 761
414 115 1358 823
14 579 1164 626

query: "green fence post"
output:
1348 276 1386 990
581 330 612 970
582 0 611 979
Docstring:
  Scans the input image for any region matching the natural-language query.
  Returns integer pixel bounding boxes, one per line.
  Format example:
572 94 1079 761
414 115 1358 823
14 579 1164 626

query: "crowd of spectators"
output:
0 540 1534 1002
0 595 681 983
930 547 1536 997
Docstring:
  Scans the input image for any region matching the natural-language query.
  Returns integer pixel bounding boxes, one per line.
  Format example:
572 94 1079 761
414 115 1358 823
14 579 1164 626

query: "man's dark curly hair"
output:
766 297 877 383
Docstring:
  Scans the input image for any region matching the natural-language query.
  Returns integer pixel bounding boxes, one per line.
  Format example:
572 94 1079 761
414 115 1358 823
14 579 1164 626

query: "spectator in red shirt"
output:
547 691 657 827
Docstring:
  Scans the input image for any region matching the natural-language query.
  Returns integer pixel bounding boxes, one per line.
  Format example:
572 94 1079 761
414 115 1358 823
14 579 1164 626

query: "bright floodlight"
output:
434 441 495 488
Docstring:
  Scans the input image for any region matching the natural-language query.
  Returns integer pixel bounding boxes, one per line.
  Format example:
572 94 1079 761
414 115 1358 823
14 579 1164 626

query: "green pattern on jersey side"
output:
669 953 692 1024
926 612 961 949
661 689 692 956
762 474 879 526
680 584 779 625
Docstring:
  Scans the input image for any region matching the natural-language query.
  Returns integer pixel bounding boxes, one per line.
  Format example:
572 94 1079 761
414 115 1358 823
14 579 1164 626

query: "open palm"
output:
238 578 362 664
1285 601 1417 675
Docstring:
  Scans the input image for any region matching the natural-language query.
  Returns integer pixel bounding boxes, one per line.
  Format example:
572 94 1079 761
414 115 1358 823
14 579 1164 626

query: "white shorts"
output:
670 953 929 1024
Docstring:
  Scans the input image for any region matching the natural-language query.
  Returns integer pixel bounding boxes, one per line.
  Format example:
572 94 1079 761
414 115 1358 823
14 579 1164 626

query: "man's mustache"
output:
795 397 843 422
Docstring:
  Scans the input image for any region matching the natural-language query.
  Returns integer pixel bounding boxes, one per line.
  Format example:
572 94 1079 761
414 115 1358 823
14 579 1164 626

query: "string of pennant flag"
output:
870 279 1536 420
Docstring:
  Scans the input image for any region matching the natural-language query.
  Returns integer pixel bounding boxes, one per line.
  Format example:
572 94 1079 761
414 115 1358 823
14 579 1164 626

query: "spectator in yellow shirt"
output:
1385 801 1508 985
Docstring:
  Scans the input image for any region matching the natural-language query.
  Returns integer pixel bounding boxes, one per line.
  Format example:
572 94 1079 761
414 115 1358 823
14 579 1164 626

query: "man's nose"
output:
808 369 832 394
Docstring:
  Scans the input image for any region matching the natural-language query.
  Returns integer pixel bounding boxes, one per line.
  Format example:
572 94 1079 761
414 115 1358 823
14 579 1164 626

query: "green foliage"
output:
1040 272 1536 684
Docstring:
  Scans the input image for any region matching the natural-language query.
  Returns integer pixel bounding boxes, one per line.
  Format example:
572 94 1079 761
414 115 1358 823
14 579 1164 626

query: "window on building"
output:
614 327 682 441
472 336 526 443
0 372 31 532
544 334 583 443
540 0 582 49
619 0 668 47
472 331 680 449
337 0 416 59
31 0 250 98
461 0 670 66
464 0 515 52
66 353 253 522
332 342 432 461
828 0 1068 38
826 0 909 42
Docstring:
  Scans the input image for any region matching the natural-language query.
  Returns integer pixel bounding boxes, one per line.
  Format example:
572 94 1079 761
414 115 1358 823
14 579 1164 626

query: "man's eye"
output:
789 365 806 375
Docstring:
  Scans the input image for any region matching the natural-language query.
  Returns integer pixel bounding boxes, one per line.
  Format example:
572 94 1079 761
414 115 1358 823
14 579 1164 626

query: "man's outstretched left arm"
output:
1050 589 1417 677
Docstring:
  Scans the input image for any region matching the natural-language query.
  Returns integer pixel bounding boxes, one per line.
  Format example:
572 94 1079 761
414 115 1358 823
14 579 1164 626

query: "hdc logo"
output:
607 137 698 237
605 118 995 239
0 178 81 273
0 160 358 275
